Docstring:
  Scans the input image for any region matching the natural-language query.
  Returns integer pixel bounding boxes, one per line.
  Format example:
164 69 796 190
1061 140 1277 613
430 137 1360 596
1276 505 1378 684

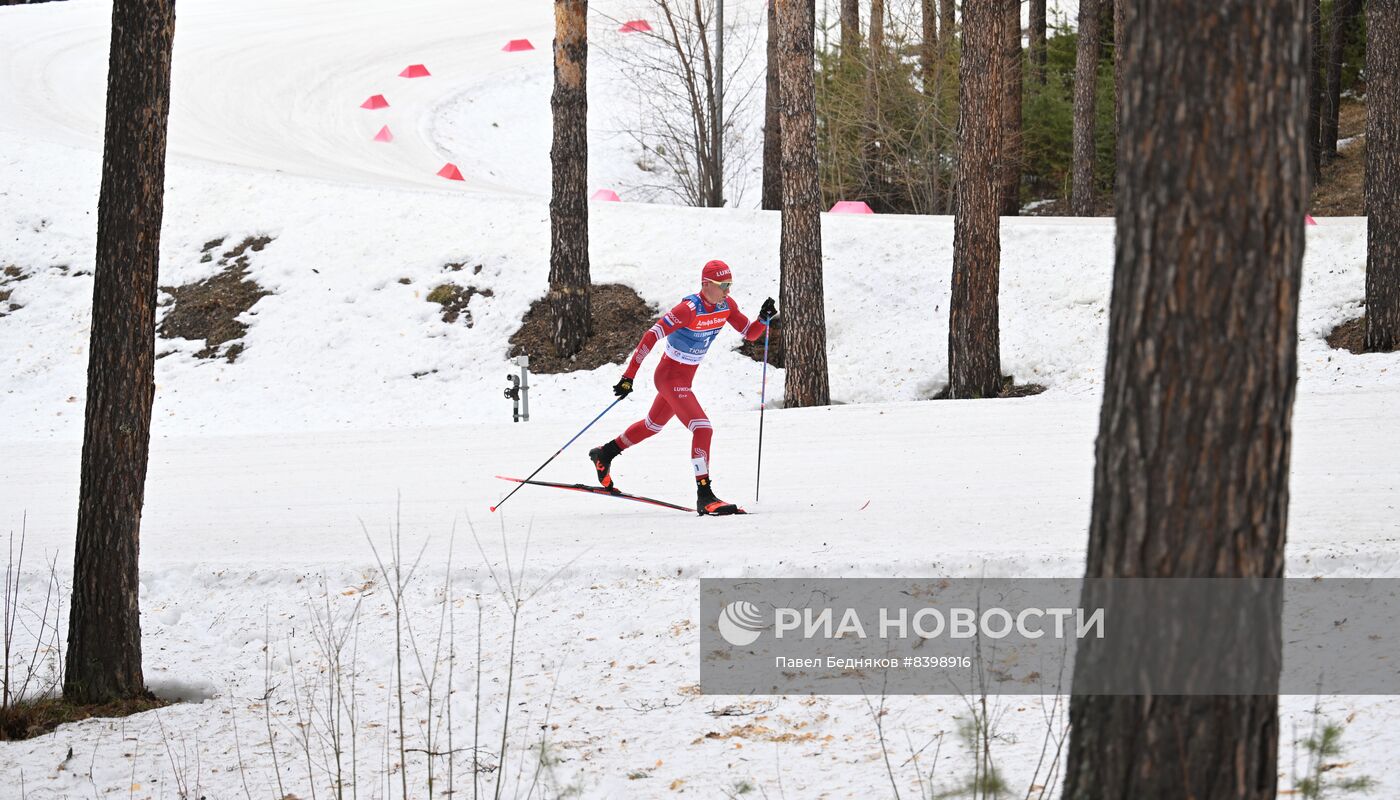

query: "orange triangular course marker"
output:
373 125 393 143
437 163 464 181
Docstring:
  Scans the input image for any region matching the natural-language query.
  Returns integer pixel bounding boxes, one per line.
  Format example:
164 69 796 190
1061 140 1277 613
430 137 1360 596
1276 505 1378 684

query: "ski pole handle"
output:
490 396 625 512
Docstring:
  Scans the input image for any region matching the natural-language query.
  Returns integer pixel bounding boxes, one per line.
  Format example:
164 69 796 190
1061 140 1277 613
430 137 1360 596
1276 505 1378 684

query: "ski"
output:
494 476 694 513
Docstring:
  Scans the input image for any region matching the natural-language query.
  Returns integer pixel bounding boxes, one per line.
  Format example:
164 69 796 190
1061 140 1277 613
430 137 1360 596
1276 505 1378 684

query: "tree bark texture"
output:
840 0 859 56
870 0 885 56
1002 0 1023 216
1113 0 1123 129
763 0 782 211
1367 0 1400 352
549 0 591 358
1029 0 1047 84
922 0 944 215
65 0 175 705
1062 1 1308 797
940 0 955 56
1071 0 1101 216
1308 0 1323 182
777 0 830 408
1321 0 1362 162
921 0 938 84
948 0 1004 399
861 0 886 205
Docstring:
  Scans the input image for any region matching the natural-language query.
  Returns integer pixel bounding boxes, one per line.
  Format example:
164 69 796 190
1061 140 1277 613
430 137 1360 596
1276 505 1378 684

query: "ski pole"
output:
490 396 624 512
756 325 770 503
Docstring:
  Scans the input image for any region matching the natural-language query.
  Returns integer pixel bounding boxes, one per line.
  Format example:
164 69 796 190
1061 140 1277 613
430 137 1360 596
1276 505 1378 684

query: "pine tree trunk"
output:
840 0 859 56
778 0 830 408
940 0 955 56
1029 0 1047 84
1071 0 1101 216
549 0 591 358
922 0 943 214
1113 0 1123 128
1322 0 1362 163
862 0 886 206
1062 1 1307 796
1367 1 1400 353
1001 0 1022 216
870 0 884 55
762 0 783 211
921 0 938 84
1308 0 1323 184
948 0 1004 399
64 0 175 705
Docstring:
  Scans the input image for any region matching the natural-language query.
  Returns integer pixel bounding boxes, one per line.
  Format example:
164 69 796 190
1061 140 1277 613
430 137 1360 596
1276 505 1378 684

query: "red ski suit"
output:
614 294 768 477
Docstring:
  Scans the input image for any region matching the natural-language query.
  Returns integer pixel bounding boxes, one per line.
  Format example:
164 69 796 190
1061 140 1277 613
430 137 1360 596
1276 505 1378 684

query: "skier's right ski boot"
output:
588 440 623 493
697 477 745 516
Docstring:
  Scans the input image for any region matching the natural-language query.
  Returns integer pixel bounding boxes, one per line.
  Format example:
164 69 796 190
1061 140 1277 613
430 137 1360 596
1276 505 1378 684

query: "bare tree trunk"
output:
1113 0 1123 127
65 0 175 705
861 0 886 206
870 0 884 55
940 0 955 56
1001 0 1022 216
763 0 783 211
922 0 943 214
948 0 1004 399
921 0 938 82
1071 0 1102 216
778 0 830 408
1029 0 1047 84
840 0 859 56
1308 0 1323 184
1322 0 1363 163
1062 1 1307 796
1367 0 1400 352
549 0 591 358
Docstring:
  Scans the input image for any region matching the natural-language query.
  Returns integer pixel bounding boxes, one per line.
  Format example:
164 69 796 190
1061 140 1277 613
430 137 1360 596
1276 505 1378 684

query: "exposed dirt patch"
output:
507 283 659 374
1327 315 1399 354
931 375 1048 400
1022 195 1115 217
1312 143 1366 217
736 324 784 368
427 282 493 326
158 235 273 362
1329 315 1367 353
0 264 31 317
0 693 168 742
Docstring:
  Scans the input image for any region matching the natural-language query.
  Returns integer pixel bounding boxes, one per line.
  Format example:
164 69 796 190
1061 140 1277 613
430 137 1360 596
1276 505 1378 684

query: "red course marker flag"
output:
437 163 465 181
590 189 621 202
502 39 535 52
1306 214 1319 226
399 64 431 78
620 19 652 32
360 94 389 110
373 125 393 143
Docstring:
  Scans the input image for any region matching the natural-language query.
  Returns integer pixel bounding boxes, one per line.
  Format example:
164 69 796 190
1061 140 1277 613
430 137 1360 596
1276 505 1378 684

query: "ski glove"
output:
613 376 634 398
758 297 778 323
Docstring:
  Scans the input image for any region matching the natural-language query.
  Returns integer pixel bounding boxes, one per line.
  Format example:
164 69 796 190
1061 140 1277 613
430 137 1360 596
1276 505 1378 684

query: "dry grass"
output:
507 283 658 374
1310 100 1368 217
0 694 167 742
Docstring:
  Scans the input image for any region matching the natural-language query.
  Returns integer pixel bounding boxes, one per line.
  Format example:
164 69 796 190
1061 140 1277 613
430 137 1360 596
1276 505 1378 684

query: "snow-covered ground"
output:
2 1 1398 797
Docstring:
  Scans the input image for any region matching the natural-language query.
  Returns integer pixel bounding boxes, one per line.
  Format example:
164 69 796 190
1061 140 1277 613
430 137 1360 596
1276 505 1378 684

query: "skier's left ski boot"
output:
588 440 623 493
697 477 744 516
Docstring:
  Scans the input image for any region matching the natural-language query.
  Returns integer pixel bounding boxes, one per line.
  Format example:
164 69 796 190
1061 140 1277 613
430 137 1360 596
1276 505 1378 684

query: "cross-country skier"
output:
589 260 778 515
